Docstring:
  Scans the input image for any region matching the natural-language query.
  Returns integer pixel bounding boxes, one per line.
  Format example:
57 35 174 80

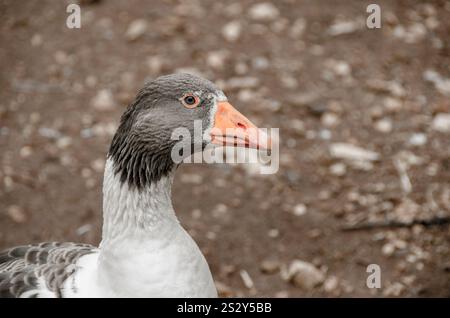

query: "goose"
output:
0 73 270 298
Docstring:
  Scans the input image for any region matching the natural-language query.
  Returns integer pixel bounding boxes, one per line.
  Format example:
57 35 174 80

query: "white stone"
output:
330 143 380 162
222 21 241 42
329 163 347 176
432 113 450 133
91 89 115 111
374 118 393 133
125 19 148 41
321 112 340 127
408 133 427 146
248 3 280 21
282 260 325 290
293 204 307 216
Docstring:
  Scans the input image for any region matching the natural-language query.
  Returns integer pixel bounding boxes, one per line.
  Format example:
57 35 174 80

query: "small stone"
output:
76 224 93 236
125 19 148 41
180 173 203 184
54 50 70 64
432 113 450 133
329 162 346 176
274 291 289 298
91 89 115 111
239 270 254 289
327 20 361 36
384 97 403 112
19 146 33 158
146 56 165 75
383 282 405 297
382 243 396 256
215 281 234 297
252 56 270 71
191 209 202 219
260 259 280 274
289 119 305 135
268 228 279 238
408 133 427 146
31 34 43 47
324 276 339 293
321 112 340 127
226 77 260 90
424 70 450 96
56 136 72 149
283 260 325 290
292 203 307 216
374 118 393 133
330 143 380 162
7 205 27 223
290 18 307 38
212 203 228 218
207 51 228 71
366 79 406 97
394 198 420 223
248 3 279 21
222 21 241 42
91 158 105 172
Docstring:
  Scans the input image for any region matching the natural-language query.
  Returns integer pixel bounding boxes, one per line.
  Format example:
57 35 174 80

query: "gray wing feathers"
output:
0 242 97 298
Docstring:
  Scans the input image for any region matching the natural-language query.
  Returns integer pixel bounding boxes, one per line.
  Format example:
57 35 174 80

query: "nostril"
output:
237 122 247 130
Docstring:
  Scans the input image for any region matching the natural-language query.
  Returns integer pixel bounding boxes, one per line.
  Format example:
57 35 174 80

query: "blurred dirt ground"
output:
0 0 449 297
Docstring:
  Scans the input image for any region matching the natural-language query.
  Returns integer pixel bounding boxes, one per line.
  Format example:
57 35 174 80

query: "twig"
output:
341 216 450 232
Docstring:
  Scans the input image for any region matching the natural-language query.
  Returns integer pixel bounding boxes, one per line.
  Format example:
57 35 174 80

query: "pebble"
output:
424 70 450 96
292 203 307 216
251 56 270 71
321 112 340 127
290 18 307 38
383 282 406 297
329 162 347 176
327 20 361 36
215 281 234 297
226 77 260 90
7 205 27 223
31 34 43 47
282 260 325 290
382 242 396 257
432 113 450 133
268 228 279 238
147 56 165 75
91 89 116 111
323 276 340 293
207 51 229 71
393 23 427 44
408 133 427 146
239 270 255 289
374 118 393 133
56 136 72 149
76 224 93 236
366 79 406 97
20 146 33 158
260 259 280 274
125 19 148 41
330 143 380 162
222 21 241 42
393 199 420 224
248 3 280 21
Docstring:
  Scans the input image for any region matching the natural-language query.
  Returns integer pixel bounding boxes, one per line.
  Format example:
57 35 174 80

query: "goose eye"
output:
181 94 200 108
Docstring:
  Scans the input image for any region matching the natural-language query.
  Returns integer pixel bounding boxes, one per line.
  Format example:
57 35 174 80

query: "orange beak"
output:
210 102 271 150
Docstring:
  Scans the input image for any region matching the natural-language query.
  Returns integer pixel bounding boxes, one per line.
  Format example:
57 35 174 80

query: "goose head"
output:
108 73 270 189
